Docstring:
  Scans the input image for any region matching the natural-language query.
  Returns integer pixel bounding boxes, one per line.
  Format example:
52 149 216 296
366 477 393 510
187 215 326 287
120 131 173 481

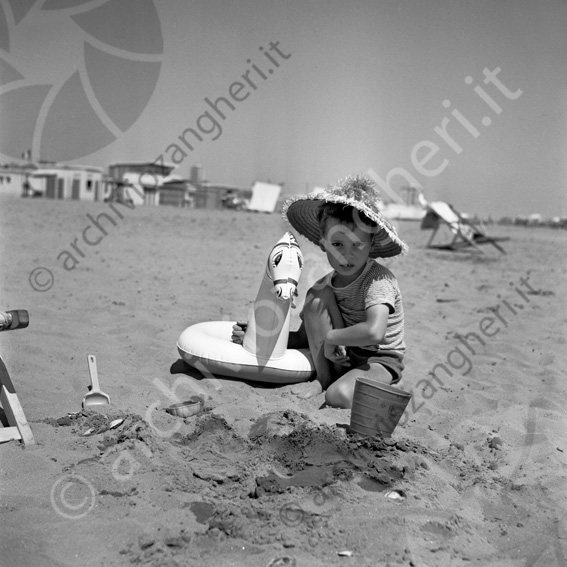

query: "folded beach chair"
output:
0 310 35 446
418 193 508 254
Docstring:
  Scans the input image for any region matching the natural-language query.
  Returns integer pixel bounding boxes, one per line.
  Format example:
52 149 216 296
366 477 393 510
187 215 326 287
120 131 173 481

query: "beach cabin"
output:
0 164 41 197
108 162 175 206
31 164 104 201
159 178 195 207
382 186 425 221
0 168 26 197
194 182 241 209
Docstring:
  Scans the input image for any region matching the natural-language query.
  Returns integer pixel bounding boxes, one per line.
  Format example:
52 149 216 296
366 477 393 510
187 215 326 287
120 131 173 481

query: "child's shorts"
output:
346 346 404 385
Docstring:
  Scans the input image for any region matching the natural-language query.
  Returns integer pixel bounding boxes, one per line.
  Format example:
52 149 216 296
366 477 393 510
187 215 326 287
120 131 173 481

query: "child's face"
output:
320 218 373 282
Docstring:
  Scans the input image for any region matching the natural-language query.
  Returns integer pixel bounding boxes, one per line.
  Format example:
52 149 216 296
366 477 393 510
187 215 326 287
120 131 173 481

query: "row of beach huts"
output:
0 161 283 213
1 161 565 227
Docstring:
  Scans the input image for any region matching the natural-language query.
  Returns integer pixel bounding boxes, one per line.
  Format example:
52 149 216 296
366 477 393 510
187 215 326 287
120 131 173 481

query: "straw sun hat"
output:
282 174 408 258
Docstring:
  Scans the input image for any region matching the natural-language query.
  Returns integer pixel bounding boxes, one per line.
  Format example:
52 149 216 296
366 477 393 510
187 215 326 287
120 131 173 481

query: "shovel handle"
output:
87 354 101 392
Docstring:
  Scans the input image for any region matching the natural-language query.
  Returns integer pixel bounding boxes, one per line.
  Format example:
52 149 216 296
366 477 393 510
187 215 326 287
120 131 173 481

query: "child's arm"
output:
324 304 389 349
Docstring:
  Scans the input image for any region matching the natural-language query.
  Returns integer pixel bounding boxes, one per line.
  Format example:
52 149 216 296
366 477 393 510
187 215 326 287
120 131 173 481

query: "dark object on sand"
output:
165 396 204 418
0 310 29 332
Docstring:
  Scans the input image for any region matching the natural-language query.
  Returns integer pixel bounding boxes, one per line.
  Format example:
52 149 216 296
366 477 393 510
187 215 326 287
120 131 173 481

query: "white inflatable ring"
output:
177 233 315 384
177 321 314 384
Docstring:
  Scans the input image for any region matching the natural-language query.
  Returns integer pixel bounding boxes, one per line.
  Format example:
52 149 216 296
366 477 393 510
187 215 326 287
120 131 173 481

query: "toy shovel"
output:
82 354 110 408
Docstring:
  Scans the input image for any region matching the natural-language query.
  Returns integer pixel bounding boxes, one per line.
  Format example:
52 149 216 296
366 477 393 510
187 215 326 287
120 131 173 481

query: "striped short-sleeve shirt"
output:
322 259 405 353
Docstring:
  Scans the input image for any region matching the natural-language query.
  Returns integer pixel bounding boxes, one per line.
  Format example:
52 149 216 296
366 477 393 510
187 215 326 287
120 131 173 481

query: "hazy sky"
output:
1 0 566 217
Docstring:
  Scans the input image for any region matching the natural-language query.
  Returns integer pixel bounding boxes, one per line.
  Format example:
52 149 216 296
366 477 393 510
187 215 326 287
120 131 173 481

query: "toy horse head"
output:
266 232 303 301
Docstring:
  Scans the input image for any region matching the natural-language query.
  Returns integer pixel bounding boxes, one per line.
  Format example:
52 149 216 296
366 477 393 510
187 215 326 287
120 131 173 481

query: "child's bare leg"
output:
325 362 392 409
291 285 344 399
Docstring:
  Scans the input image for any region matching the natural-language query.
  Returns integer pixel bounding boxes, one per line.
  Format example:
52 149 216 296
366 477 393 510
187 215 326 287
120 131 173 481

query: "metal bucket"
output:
350 377 412 437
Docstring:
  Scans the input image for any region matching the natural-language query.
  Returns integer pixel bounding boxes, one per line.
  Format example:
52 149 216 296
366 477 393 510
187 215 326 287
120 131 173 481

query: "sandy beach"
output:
1 194 566 567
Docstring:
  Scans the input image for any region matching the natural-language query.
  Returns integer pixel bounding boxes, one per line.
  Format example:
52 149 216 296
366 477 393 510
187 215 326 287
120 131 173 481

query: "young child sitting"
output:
233 174 408 409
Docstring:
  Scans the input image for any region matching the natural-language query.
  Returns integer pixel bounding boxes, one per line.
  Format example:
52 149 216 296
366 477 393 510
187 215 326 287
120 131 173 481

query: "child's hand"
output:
324 342 349 366
231 321 248 344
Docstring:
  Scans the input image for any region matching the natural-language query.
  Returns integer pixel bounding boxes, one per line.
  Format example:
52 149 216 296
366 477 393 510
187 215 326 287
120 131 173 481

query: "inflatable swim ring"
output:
177 232 315 383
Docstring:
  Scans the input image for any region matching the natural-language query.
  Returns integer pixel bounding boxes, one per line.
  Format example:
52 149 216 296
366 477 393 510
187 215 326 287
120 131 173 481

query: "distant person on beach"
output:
232 174 408 409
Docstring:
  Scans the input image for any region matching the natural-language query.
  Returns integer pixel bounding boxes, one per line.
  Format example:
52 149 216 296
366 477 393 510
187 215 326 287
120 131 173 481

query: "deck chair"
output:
418 193 509 254
1 310 35 446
